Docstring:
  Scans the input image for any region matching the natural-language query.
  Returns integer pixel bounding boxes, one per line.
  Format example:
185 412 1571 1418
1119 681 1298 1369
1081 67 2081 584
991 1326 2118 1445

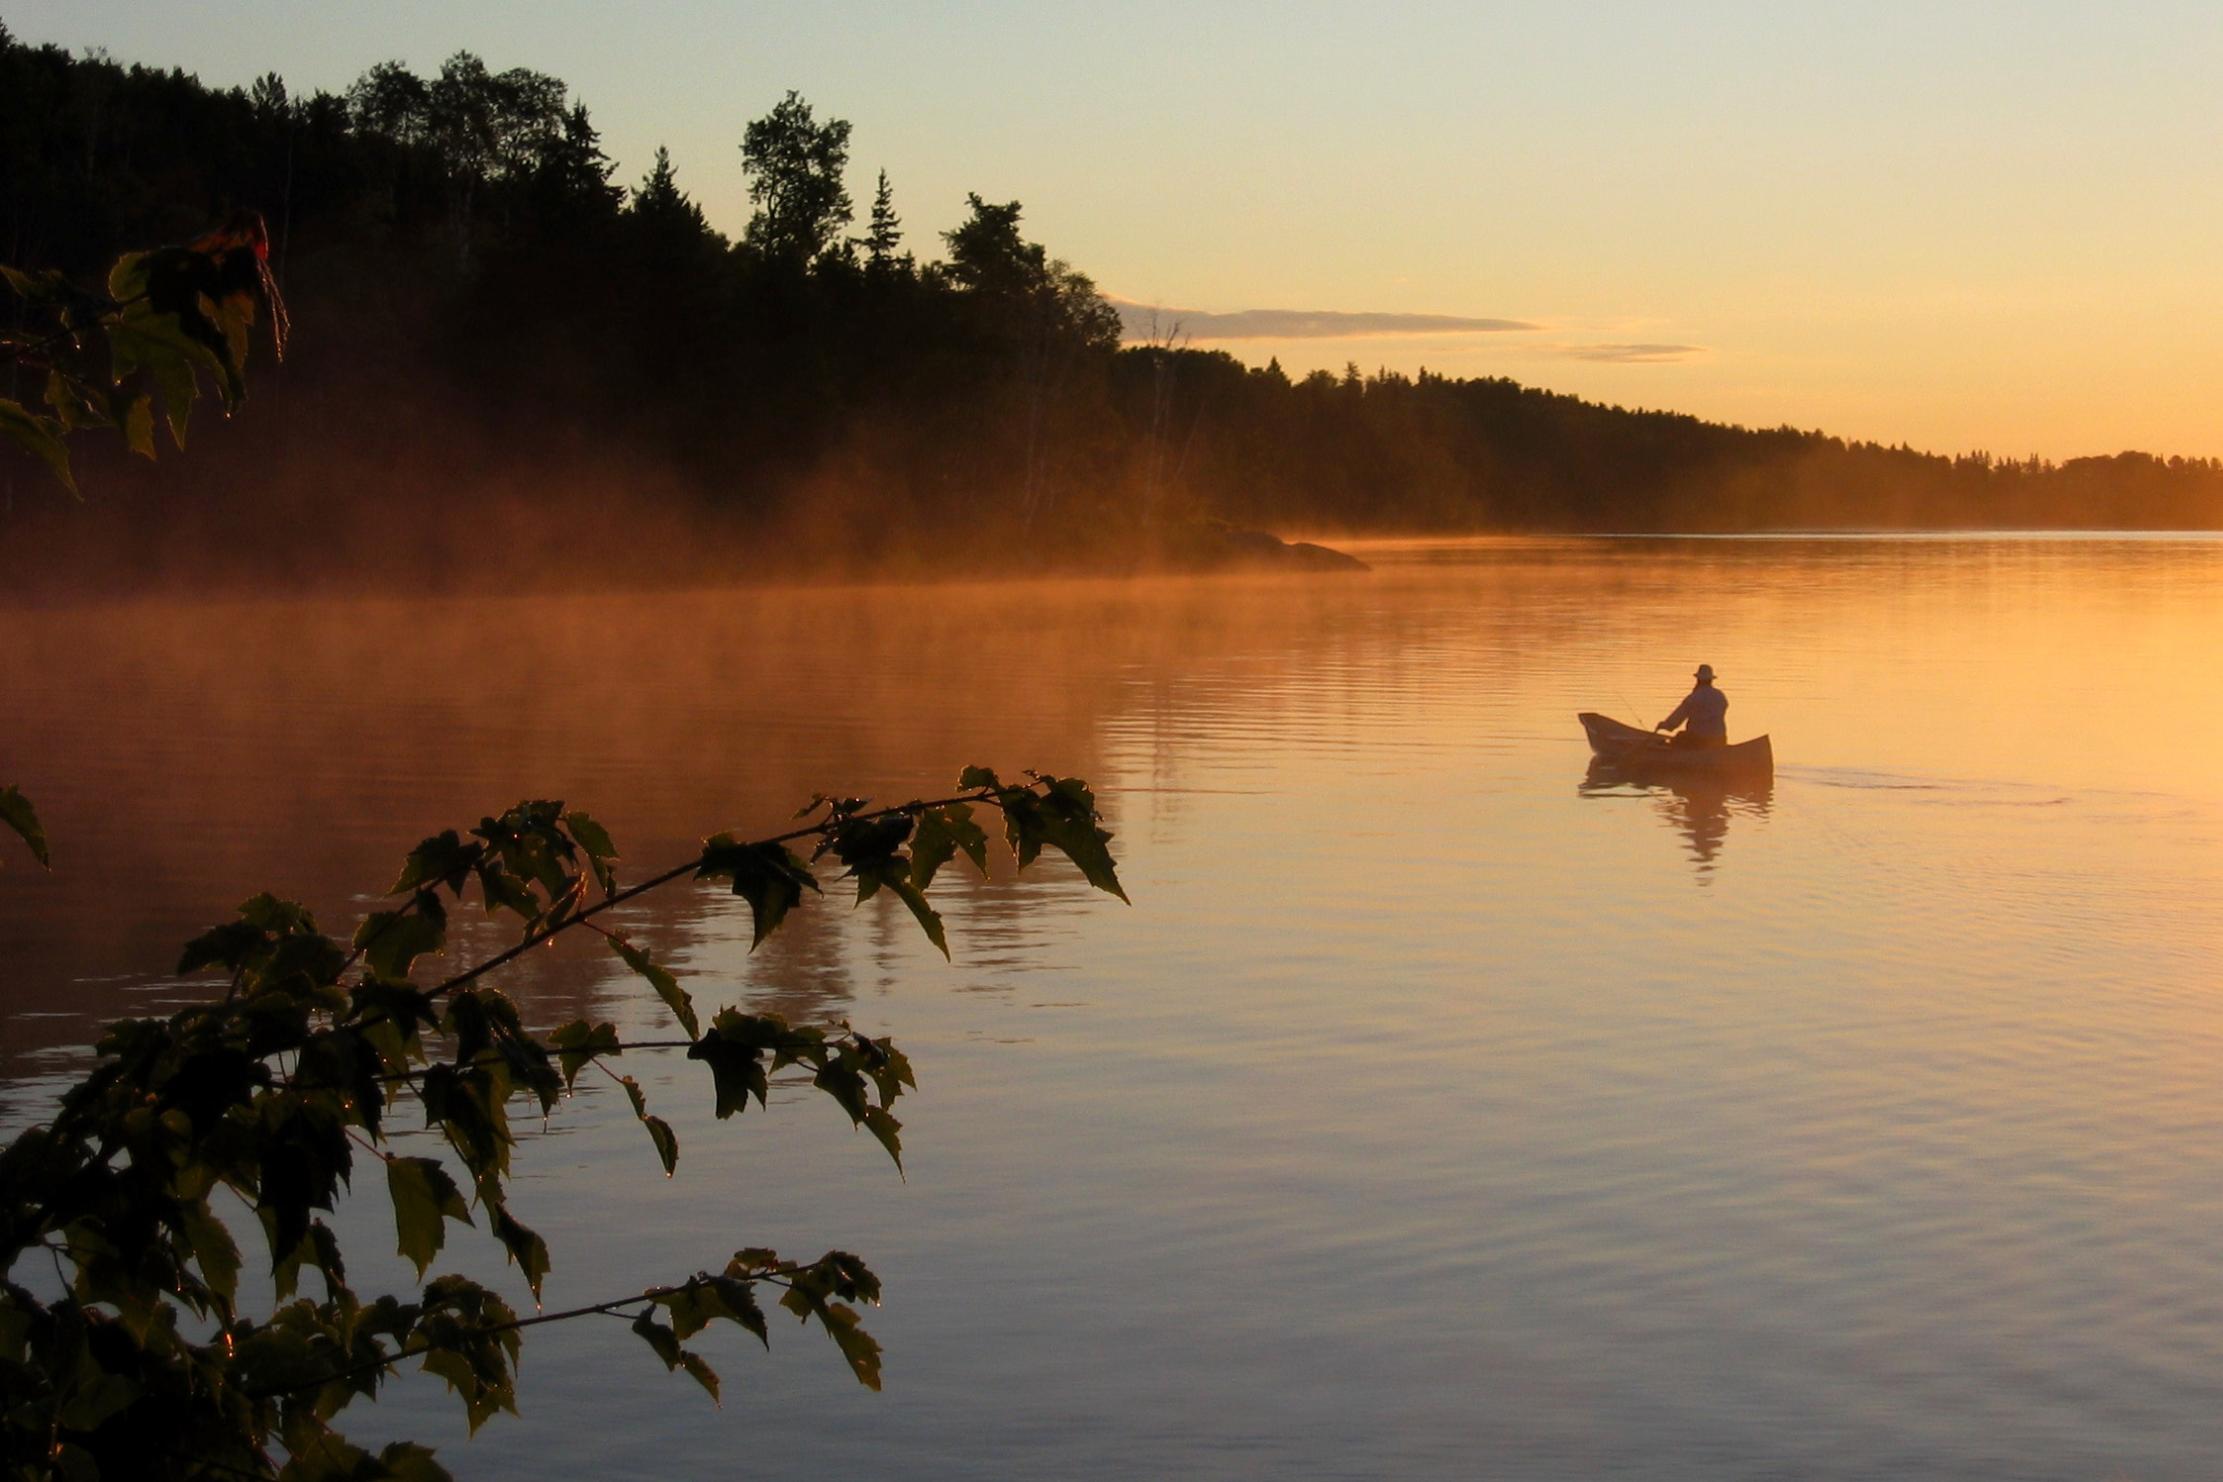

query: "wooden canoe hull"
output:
1577 711 1774 775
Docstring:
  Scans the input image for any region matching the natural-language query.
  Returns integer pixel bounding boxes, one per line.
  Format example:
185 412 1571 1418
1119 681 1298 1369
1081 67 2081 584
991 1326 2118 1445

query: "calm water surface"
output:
4 535 2222 1479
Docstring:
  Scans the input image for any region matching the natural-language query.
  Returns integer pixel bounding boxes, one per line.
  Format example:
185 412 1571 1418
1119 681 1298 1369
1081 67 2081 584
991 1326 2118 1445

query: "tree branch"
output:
420 786 1008 1004
243 1265 811 1398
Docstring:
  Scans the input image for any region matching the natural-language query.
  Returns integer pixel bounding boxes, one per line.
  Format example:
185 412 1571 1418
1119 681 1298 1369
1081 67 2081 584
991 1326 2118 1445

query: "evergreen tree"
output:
531 102 622 217
941 194 1041 298
630 144 708 235
861 167 902 271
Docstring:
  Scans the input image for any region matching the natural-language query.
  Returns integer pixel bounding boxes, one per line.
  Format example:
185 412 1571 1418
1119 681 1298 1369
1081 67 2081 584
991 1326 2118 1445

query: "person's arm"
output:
1657 694 1692 732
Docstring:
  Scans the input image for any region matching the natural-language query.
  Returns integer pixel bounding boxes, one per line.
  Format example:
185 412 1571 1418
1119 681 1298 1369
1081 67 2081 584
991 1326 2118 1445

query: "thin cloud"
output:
1112 298 1538 341
1547 342 1706 364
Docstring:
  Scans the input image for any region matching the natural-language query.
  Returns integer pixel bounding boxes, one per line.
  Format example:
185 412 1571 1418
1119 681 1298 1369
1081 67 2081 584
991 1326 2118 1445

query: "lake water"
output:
5 535 2223 1479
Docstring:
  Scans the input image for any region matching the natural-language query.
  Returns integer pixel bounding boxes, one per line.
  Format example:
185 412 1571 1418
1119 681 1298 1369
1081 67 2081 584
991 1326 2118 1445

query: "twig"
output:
420 787 1007 1005
245 1265 812 1398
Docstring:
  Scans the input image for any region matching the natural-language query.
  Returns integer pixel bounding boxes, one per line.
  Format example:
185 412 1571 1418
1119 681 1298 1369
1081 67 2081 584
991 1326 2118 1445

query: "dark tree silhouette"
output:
739 89 852 266
3 29 2218 595
631 145 710 238
860 167 903 273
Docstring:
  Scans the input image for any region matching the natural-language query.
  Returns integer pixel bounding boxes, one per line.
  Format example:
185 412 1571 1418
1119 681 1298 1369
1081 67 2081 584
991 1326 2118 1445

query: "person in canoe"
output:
1655 663 1728 749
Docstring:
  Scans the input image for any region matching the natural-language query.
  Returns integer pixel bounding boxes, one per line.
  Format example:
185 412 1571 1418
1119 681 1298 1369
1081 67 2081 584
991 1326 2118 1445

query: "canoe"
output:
1577 711 1774 776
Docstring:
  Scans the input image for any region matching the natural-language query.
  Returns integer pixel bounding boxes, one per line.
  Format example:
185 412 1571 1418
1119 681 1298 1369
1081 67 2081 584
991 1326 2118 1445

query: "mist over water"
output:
5 535 2222 1478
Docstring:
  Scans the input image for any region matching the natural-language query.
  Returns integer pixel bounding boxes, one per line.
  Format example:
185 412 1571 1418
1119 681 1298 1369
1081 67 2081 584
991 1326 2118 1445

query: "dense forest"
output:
5 27 2219 591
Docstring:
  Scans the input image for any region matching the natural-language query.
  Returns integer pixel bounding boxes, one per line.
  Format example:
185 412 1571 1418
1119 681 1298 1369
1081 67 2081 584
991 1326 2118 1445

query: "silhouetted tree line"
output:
3 27 2217 590
1141 356 2223 533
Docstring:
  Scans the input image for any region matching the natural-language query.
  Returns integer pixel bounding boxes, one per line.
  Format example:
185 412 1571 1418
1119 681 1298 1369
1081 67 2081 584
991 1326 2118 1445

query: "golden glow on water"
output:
4 535 2222 1475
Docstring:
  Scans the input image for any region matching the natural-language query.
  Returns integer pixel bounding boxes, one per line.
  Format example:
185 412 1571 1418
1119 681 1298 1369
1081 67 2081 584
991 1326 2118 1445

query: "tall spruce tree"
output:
862 168 903 271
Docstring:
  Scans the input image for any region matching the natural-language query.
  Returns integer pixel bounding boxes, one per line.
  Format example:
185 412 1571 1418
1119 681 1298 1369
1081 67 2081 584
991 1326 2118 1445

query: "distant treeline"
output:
4 28 2218 589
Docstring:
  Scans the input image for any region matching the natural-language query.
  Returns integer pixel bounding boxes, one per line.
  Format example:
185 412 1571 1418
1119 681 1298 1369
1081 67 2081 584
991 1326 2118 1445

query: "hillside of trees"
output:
5 27 2219 592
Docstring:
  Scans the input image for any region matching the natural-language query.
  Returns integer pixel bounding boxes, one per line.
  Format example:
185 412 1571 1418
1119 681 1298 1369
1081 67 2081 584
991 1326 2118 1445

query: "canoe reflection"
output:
1580 756 1775 870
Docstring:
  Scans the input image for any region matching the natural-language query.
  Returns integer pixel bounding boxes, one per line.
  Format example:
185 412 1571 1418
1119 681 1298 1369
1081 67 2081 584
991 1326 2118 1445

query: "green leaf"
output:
354 900 447 984
42 370 106 433
563 810 619 894
386 1156 471 1279
267 1219 348 1303
616 1073 648 1119
642 1114 679 1176
910 802 988 889
474 860 540 919
609 935 697 1039
827 812 912 870
777 1290 884 1391
813 1063 871 1125
121 392 156 459
110 238 262 421
392 830 482 895
881 870 947 959
0 398 75 495
860 1106 904 1171
107 247 151 303
715 1273 772 1348
1005 776 1129 902
179 1200 242 1310
678 1351 722 1404
548 1018 622 1086
418 1347 513 1436
686 1033 770 1119
489 1202 551 1300
826 1304 884 1390
851 1033 917 1102
0 264 69 304
696 837 820 948
414 1274 522 1432
106 308 213 450
957 765 1002 790
631 1308 681 1368
420 1063 513 1182
153 348 199 449
0 785 50 868
657 1279 715 1340
724 1279 770 1348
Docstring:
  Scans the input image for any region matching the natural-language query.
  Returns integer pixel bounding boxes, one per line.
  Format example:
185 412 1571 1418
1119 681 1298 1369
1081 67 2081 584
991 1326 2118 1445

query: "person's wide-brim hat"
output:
1694 664 1716 680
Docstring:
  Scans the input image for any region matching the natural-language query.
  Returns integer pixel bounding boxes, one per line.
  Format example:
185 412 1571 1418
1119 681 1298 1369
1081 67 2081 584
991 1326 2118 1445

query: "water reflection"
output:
12 538 2223 1478
1580 757 1775 873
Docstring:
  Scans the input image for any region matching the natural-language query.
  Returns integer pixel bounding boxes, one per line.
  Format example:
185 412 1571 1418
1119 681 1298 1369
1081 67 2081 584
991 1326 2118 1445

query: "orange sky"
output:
16 1 2223 460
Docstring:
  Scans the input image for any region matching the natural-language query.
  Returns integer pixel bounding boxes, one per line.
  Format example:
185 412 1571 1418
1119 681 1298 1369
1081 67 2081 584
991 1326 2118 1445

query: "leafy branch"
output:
0 768 1124 1480
241 1247 883 1406
0 213 288 498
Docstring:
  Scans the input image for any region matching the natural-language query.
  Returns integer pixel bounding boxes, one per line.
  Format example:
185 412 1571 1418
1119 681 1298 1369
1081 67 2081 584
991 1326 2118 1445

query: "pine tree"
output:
862 168 903 272
631 145 708 235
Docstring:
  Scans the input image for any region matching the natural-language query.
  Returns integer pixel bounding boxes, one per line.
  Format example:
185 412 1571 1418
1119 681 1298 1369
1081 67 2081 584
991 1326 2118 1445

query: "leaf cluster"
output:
0 217 288 496
0 769 1122 1478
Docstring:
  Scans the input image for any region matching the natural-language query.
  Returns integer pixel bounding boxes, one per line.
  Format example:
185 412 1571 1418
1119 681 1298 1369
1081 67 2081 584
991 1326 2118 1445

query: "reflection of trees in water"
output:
1580 759 1774 874
0 580 1143 1070
540 847 1097 1040
557 881 862 1032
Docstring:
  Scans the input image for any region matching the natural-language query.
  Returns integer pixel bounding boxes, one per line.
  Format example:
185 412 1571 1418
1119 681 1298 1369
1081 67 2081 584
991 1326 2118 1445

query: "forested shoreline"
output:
5 27 2219 594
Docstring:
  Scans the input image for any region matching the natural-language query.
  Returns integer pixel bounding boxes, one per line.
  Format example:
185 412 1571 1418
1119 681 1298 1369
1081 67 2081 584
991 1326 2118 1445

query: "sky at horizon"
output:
12 1 2221 461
